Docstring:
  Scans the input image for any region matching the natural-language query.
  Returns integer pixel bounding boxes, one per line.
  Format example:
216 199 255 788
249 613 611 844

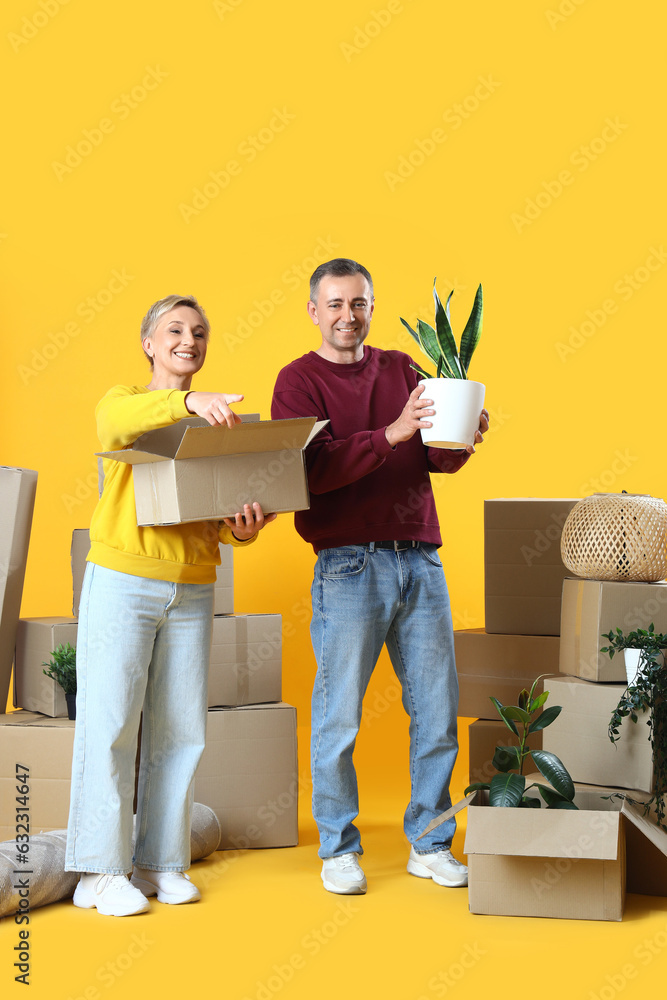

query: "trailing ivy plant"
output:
464 677 578 809
43 643 77 696
603 625 667 829
400 280 483 381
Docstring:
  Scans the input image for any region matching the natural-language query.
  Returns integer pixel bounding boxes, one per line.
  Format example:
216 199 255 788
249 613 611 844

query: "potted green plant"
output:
601 624 667 686
464 677 578 809
400 280 485 449
602 626 667 828
43 643 77 720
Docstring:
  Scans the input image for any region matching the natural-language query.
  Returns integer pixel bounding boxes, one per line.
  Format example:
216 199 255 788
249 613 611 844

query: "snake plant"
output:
400 280 483 379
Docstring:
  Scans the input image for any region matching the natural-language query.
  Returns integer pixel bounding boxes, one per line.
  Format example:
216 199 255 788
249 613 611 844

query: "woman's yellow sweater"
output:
88 384 253 583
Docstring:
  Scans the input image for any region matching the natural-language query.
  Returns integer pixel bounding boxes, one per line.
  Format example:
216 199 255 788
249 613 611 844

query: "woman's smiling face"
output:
142 305 208 380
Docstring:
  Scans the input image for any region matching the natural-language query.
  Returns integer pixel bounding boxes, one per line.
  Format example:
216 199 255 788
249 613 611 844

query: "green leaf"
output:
463 782 490 794
400 316 421 346
529 691 549 713
432 280 463 378
459 284 483 376
531 749 575 800
409 362 432 380
490 696 519 737
492 745 522 772
489 772 526 807
518 688 530 711
519 796 541 808
528 705 562 734
503 706 531 724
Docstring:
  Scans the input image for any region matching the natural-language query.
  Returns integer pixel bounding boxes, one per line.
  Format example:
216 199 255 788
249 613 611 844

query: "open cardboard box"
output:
97 415 327 525
420 774 667 920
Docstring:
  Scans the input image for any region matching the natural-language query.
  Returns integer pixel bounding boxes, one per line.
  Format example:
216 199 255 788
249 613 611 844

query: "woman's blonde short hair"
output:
140 294 210 366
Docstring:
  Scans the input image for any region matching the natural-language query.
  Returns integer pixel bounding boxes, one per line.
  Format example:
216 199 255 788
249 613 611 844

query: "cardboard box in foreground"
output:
195 703 298 849
484 498 579 635
14 617 78 717
208 614 281 707
97 416 327 525
559 577 667 682
0 467 38 712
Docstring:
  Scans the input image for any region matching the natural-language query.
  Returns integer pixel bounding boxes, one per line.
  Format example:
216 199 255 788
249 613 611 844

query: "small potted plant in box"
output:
400 281 485 450
464 677 578 808
602 625 667 829
43 643 77 720
600 624 667 686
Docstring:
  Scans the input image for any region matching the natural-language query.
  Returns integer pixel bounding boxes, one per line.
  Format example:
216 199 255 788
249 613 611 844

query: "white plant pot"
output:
624 648 664 686
418 378 486 450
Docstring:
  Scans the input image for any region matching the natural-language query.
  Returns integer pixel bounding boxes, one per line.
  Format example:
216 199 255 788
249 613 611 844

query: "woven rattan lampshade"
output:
560 493 667 582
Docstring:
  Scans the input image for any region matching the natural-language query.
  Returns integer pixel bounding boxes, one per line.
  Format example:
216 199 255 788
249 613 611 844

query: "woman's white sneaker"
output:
407 846 468 887
321 852 367 894
73 873 150 916
131 868 201 904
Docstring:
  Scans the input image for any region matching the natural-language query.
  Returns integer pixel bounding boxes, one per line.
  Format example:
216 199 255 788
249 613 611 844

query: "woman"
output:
65 294 275 915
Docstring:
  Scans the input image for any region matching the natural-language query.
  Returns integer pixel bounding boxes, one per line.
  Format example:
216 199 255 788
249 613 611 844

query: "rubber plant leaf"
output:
459 283 483 377
502 705 531 725
432 281 463 378
463 782 490 794
490 696 519 737
492 745 522 773
531 749 575 801
528 705 562 734
489 771 526 807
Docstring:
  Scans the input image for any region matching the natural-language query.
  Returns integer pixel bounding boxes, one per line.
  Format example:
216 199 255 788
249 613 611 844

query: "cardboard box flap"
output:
97 416 328 465
621 798 667 859
464 804 621 860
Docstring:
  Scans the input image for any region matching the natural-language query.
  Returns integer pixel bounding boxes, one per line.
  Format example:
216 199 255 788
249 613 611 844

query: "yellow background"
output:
3 0 667 997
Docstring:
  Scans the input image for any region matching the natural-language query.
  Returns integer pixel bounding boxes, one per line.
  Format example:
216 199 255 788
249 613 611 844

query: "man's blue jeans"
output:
66 563 214 874
310 542 459 859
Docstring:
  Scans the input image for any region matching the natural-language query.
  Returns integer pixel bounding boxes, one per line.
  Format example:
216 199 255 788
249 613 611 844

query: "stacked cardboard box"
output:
460 499 576 785
4 528 299 850
460 500 667 918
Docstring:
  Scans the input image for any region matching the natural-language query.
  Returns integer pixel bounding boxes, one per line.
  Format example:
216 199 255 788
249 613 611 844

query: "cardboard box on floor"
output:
72 531 234 617
208 614 282 707
524 773 667 897
97 415 327 525
0 467 38 712
542 675 654 792
421 781 667 920
484 498 579 635
0 712 75 840
194 702 298 849
14 617 78 717
467 719 541 786
559 578 667 682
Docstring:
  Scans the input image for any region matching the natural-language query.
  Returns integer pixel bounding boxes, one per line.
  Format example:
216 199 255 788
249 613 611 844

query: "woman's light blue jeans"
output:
310 542 460 859
65 563 214 874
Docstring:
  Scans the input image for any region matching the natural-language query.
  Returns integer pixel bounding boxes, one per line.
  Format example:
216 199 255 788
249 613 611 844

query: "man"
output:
271 258 488 895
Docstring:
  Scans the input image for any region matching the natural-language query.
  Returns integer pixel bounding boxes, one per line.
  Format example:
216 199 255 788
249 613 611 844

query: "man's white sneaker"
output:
73 873 150 916
407 846 468 887
321 852 367 894
131 867 201 904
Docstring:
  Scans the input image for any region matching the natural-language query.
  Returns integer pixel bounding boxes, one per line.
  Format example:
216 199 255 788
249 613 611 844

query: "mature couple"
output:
65 257 488 915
